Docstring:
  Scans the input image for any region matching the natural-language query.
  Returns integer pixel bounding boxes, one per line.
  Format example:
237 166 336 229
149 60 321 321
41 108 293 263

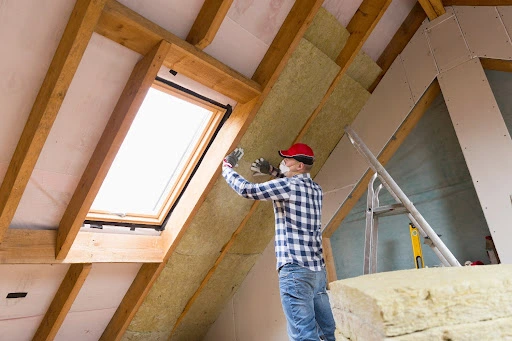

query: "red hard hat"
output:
279 143 314 165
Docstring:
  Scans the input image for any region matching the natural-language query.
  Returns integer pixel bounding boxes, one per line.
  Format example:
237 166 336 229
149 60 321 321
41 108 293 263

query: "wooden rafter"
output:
33 263 92 340
323 237 337 284
323 80 441 238
0 0 106 243
295 0 392 142
56 40 170 260
0 229 164 264
481 58 512 72
418 0 446 21
167 0 392 336
369 2 427 92
102 2 324 340
187 0 234 49
95 0 261 103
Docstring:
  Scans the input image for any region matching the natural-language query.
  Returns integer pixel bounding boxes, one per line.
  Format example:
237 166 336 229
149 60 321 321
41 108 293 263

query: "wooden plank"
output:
56 40 170 260
323 237 337 285
0 0 106 243
100 263 161 341
369 3 427 93
418 0 445 21
186 0 234 49
101 1 324 338
32 263 92 341
252 0 324 90
95 0 261 103
323 80 441 238
0 229 163 264
296 0 392 142
481 58 512 72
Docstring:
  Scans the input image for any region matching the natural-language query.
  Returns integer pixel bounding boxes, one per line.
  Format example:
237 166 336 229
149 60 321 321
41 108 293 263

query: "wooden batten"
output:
481 58 512 73
186 0 234 49
0 0 106 243
418 0 445 21
56 40 170 260
33 263 92 341
323 80 441 238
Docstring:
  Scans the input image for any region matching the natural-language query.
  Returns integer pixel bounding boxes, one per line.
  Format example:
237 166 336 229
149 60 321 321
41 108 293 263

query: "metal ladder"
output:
344 126 461 275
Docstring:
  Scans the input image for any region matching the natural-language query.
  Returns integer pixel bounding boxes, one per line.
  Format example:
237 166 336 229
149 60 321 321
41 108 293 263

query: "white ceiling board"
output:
351 57 414 155
322 0 363 28
455 6 512 60
426 11 472 73
69 263 141 312
438 58 512 263
0 0 74 168
0 315 42 341
362 0 418 62
204 16 269 78
498 6 512 41
118 0 205 40
322 185 356 229
0 264 69 319
400 23 438 102
55 308 117 341
228 0 295 45
157 66 237 108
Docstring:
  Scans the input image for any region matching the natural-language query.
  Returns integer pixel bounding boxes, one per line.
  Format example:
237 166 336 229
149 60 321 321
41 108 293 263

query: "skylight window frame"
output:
85 80 227 226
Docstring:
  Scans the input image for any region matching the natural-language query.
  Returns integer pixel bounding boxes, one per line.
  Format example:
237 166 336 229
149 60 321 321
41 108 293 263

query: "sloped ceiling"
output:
0 0 419 340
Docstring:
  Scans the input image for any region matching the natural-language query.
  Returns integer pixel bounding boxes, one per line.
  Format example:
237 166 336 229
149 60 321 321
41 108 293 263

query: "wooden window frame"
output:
85 81 227 226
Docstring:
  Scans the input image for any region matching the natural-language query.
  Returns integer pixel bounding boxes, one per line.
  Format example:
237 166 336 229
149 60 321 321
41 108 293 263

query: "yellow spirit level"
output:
409 223 424 269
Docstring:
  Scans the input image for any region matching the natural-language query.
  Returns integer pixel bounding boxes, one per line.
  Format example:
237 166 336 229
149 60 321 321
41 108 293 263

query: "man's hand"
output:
223 148 244 168
251 158 274 177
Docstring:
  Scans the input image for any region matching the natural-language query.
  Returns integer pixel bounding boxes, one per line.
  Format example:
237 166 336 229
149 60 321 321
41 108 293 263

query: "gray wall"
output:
331 69 511 279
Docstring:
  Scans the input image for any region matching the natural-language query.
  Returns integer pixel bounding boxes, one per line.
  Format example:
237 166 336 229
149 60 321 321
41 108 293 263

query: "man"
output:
222 143 336 341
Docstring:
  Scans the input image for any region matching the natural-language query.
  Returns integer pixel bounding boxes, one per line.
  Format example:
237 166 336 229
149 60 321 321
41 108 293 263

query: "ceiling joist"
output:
186 0 234 49
56 40 170 260
33 263 92 341
95 0 261 103
0 0 106 243
103 1 325 339
418 0 446 20
323 80 441 238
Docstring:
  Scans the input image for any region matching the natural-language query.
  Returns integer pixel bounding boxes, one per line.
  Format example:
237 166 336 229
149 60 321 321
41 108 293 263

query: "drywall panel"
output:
351 57 414 155
438 58 512 263
11 33 141 230
322 185 356 228
400 23 438 102
426 11 472 73
204 16 270 78
0 264 69 319
56 308 117 341
498 6 512 39
322 0 362 28
118 0 204 40
455 6 512 60
203 300 236 341
0 315 41 341
0 0 75 170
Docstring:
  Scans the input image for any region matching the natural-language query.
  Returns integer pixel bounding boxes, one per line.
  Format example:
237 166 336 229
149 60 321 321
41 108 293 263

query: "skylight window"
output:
87 83 225 226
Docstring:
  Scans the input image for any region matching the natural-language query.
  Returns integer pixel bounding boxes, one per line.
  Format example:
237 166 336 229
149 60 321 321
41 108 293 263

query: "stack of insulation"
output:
329 265 512 340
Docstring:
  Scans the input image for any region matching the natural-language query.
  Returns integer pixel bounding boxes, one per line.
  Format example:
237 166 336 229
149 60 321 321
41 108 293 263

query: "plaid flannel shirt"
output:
222 166 325 271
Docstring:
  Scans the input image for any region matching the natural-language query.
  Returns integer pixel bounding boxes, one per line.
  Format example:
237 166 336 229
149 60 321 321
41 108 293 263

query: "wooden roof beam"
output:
370 2 427 92
56 40 170 260
418 0 446 21
187 0 234 49
101 2 324 340
95 0 261 103
0 0 106 243
323 80 441 238
32 263 92 340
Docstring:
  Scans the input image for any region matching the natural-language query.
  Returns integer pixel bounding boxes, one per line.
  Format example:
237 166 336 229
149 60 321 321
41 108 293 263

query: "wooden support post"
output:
0 0 106 243
33 263 92 341
56 40 170 260
186 0 234 49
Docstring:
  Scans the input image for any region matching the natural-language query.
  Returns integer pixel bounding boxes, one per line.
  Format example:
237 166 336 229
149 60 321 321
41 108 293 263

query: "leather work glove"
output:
251 158 275 177
223 148 244 168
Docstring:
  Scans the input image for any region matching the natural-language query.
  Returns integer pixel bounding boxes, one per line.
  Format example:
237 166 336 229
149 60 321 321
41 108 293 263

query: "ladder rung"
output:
373 204 407 217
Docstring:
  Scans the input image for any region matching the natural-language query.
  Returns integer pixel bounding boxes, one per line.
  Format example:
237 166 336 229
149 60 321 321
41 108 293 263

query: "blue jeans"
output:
278 264 336 341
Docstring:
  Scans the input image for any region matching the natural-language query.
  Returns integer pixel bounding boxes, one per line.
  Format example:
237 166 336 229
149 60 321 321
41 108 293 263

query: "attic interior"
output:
1 0 512 340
